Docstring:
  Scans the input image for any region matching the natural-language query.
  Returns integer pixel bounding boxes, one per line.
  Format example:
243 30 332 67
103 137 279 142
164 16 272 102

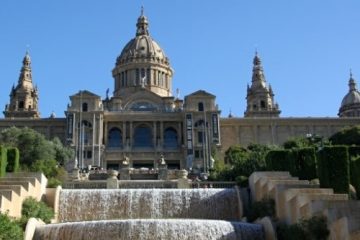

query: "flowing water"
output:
33 188 264 240
58 188 242 222
33 219 264 240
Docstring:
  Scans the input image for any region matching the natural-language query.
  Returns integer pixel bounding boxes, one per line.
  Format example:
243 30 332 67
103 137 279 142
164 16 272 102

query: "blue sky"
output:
1 0 359 118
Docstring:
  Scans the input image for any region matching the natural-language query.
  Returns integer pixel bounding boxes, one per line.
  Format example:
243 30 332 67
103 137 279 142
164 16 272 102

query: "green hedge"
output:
350 156 360 199
265 150 295 174
317 146 349 194
0 146 7 177
292 147 317 180
348 146 360 159
6 148 20 173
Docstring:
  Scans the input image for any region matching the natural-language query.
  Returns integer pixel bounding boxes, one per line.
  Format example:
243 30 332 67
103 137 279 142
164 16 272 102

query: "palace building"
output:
1 11 360 172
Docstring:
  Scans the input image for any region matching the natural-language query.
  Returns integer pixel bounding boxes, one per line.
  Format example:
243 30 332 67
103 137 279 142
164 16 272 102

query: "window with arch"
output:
198 102 204 111
82 102 88 112
108 127 122 148
133 125 152 148
164 127 178 149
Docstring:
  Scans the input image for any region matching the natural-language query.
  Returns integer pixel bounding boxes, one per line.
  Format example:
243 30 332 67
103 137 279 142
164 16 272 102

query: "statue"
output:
122 154 130 166
159 154 166 166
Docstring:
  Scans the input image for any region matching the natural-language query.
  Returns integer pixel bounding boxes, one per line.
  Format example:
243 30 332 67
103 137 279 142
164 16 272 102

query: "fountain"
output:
32 188 265 240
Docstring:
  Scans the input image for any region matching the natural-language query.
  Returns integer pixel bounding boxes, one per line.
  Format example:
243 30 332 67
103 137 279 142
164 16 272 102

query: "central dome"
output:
116 14 169 66
112 10 173 98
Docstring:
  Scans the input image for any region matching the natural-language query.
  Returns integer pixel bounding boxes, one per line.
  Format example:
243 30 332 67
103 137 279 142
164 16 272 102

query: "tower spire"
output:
349 70 357 92
136 6 149 36
3 51 40 118
244 52 280 118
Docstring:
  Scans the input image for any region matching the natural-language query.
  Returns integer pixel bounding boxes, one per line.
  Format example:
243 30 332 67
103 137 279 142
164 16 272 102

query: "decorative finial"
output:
141 6 144 16
26 44 30 54
350 68 353 78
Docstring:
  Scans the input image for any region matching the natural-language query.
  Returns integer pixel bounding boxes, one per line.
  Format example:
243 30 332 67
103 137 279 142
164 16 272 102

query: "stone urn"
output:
177 169 188 179
107 169 119 180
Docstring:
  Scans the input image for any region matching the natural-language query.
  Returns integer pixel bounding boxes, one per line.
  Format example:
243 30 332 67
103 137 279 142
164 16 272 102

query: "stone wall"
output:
220 117 360 152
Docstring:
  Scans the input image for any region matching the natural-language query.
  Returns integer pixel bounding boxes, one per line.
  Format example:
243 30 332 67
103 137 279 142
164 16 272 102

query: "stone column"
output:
129 121 133 149
122 121 126 148
177 169 190 189
153 121 157 148
178 122 182 146
107 170 119 189
160 121 164 147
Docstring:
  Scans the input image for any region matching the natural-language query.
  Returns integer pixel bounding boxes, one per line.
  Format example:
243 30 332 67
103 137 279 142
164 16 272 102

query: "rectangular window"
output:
198 131 203 143
87 151 92 159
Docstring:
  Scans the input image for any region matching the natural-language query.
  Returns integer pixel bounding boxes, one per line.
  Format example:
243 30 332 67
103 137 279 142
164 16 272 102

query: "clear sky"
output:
1 0 359 118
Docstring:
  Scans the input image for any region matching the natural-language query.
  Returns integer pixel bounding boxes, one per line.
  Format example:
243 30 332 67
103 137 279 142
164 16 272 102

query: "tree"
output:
329 125 360 145
51 137 74 166
283 136 312 149
0 127 72 186
0 127 54 167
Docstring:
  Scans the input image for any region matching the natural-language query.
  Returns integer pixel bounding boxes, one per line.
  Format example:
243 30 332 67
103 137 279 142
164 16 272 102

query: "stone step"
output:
0 189 13 201
0 181 33 192
0 177 38 187
276 187 332 220
266 179 310 195
290 193 349 224
0 185 25 197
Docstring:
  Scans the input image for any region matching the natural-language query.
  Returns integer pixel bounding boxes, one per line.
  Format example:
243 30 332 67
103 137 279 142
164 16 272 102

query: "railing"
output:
62 181 107 189
118 180 178 189
190 181 237 189
62 180 237 189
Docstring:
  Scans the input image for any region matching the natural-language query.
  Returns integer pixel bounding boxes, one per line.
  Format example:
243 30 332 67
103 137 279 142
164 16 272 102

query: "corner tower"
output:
338 71 360 117
244 52 280 118
3 52 40 118
112 8 173 98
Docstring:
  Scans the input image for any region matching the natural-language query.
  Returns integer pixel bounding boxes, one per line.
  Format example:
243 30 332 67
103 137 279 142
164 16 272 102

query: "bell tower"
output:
3 51 40 118
244 52 280 118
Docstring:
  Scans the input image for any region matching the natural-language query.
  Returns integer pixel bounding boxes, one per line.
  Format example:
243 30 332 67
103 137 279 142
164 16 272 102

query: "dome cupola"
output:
339 71 360 117
112 8 173 98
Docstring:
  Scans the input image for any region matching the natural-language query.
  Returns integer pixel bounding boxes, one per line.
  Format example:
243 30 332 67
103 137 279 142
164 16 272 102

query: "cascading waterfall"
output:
33 188 265 240
33 219 264 240
58 188 241 222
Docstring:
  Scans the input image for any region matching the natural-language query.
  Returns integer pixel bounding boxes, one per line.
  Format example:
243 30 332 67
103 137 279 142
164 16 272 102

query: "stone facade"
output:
1 11 360 172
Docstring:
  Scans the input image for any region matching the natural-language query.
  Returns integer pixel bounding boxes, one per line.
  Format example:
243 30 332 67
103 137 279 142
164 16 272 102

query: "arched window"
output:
82 102 88 112
108 127 122 148
198 102 204 111
164 127 178 149
133 125 152 148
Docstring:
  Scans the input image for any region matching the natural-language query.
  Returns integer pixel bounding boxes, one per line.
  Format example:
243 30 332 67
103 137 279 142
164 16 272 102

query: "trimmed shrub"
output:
18 197 54 229
0 213 23 240
292 148 317 180
277 215 329 240
6 147 20 173
247 198 275 222
350 156 360 199
348 146 360 159
0 146 8 177
317 146 349 194
265 150 295 174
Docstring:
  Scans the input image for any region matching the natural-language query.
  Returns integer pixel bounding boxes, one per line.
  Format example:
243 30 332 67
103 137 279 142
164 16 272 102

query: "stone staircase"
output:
0 172 47 218
249 172 360 240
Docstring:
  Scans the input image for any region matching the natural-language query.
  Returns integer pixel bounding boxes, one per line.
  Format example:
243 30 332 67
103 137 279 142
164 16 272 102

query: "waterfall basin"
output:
33 219 264 240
